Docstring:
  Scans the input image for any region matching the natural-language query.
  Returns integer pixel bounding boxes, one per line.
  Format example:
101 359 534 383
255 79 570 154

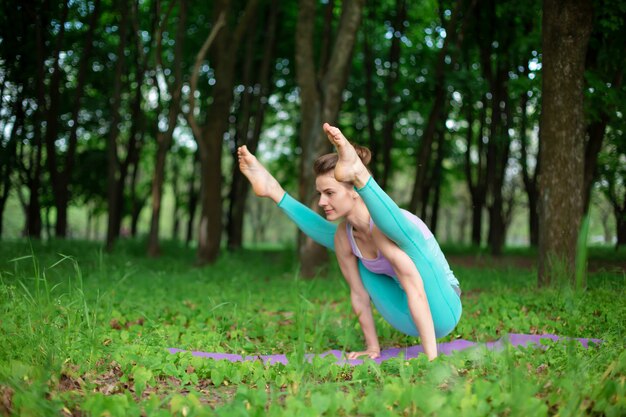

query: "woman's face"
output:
315 172 357 221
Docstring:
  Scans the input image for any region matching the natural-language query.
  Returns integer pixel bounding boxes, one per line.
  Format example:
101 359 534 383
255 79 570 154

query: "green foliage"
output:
0 241 624 416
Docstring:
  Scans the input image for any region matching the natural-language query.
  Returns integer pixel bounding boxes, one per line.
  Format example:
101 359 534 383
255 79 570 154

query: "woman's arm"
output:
237 145 337 250
335 224 380 359
277 193 337 251
372 225 437 360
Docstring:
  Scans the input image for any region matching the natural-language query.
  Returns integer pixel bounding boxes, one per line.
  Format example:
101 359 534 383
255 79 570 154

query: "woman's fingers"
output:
347 350 380 360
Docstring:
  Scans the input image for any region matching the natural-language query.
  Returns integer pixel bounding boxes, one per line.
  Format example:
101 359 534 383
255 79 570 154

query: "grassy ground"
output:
0 239 625 416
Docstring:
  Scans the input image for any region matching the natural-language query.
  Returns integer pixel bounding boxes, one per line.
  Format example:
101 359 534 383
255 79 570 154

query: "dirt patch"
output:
58 374 84 393
192 381 238 407
91 361 125 395
79 361 239 409
0 385 14 417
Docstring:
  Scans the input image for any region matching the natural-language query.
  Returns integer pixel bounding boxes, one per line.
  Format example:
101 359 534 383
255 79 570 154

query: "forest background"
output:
1 0 625 283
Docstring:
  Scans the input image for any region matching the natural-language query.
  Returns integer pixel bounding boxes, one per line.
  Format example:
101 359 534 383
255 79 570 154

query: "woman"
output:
238 123 462 360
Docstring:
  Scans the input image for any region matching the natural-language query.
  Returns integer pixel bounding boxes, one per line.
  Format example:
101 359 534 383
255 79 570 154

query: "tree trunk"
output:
59 0 102 235
476 0 512 257
171 154 181 240
129 148 144 238
486 69 511 256
227 6 259 251
44 207 52 239
194 2 258 264
428 129 446 233
227 0 278 251
464 95 488 246
186 151 199 245
528 185 539 246
583 70 623 213
197 125 225 263
26 4 51 239
43 1 69 237
606 170 626 248
379 0 406 190
147 0 187 256
409 0 470 214
418 116 443 223
86 206 93 240
121 100 145 238
295 0 329 277
362 3 379 179
187 1 258 264
0 86 24 238
616 206 626 247
538 0 592 287
105 3 129 251
519 84 540 246
48 0 101 238
317 0 335 76
24 144 43 238
295 0 365 277
113 4 149 240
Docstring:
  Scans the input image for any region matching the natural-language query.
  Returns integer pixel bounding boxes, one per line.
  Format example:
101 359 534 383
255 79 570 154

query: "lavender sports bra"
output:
345 209 433 277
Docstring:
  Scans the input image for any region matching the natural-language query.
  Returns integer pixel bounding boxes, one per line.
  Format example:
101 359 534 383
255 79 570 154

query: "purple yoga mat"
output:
168 333 601 366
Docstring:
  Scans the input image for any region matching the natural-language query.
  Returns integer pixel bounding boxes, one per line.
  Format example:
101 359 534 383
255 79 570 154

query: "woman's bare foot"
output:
237 145 285 203
322 123 371 188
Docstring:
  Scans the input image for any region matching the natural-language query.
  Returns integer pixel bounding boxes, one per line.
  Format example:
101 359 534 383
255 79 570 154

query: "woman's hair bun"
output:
352 143 372 166
313 142 372 176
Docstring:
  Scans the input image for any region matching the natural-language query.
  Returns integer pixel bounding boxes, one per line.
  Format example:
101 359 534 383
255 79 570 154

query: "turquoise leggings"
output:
277 177 462 338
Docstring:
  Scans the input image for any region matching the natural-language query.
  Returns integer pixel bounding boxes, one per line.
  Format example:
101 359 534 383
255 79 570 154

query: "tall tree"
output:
409 0 473 214
582 0 626 214
226 0 279 250
43 0 102 238
185 150 200 245
538 0 593 287
0 0 29 238
147 0 187 256
41 0 70 237
113 0 153 240
58 0 102 237
519 80 540 247
0 92 22 238
295 0 365 277
598 141 626 247
105 0 130 251
187 1 259 265
379 0 407 189
463 93 489 246
474 0 515 256
24 0 54 238
361 2 380 179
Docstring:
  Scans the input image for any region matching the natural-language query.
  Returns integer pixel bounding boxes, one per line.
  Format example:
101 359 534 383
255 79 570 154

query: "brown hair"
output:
313 143 372 176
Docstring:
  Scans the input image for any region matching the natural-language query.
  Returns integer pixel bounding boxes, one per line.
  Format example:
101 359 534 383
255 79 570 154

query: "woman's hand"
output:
347 348 381 360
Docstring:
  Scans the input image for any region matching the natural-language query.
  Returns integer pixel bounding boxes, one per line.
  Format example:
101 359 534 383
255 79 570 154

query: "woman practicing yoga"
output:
238 123 462 360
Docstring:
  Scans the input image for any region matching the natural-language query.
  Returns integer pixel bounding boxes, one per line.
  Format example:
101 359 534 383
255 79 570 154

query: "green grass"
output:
0 239 625 416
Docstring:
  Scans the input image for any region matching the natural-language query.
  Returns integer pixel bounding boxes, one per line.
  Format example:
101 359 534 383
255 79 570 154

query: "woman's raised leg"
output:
238 145 337 250
323 124 461 337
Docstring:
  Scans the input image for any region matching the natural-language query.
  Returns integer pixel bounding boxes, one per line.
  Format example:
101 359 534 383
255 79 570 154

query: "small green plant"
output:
0 240 624 416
